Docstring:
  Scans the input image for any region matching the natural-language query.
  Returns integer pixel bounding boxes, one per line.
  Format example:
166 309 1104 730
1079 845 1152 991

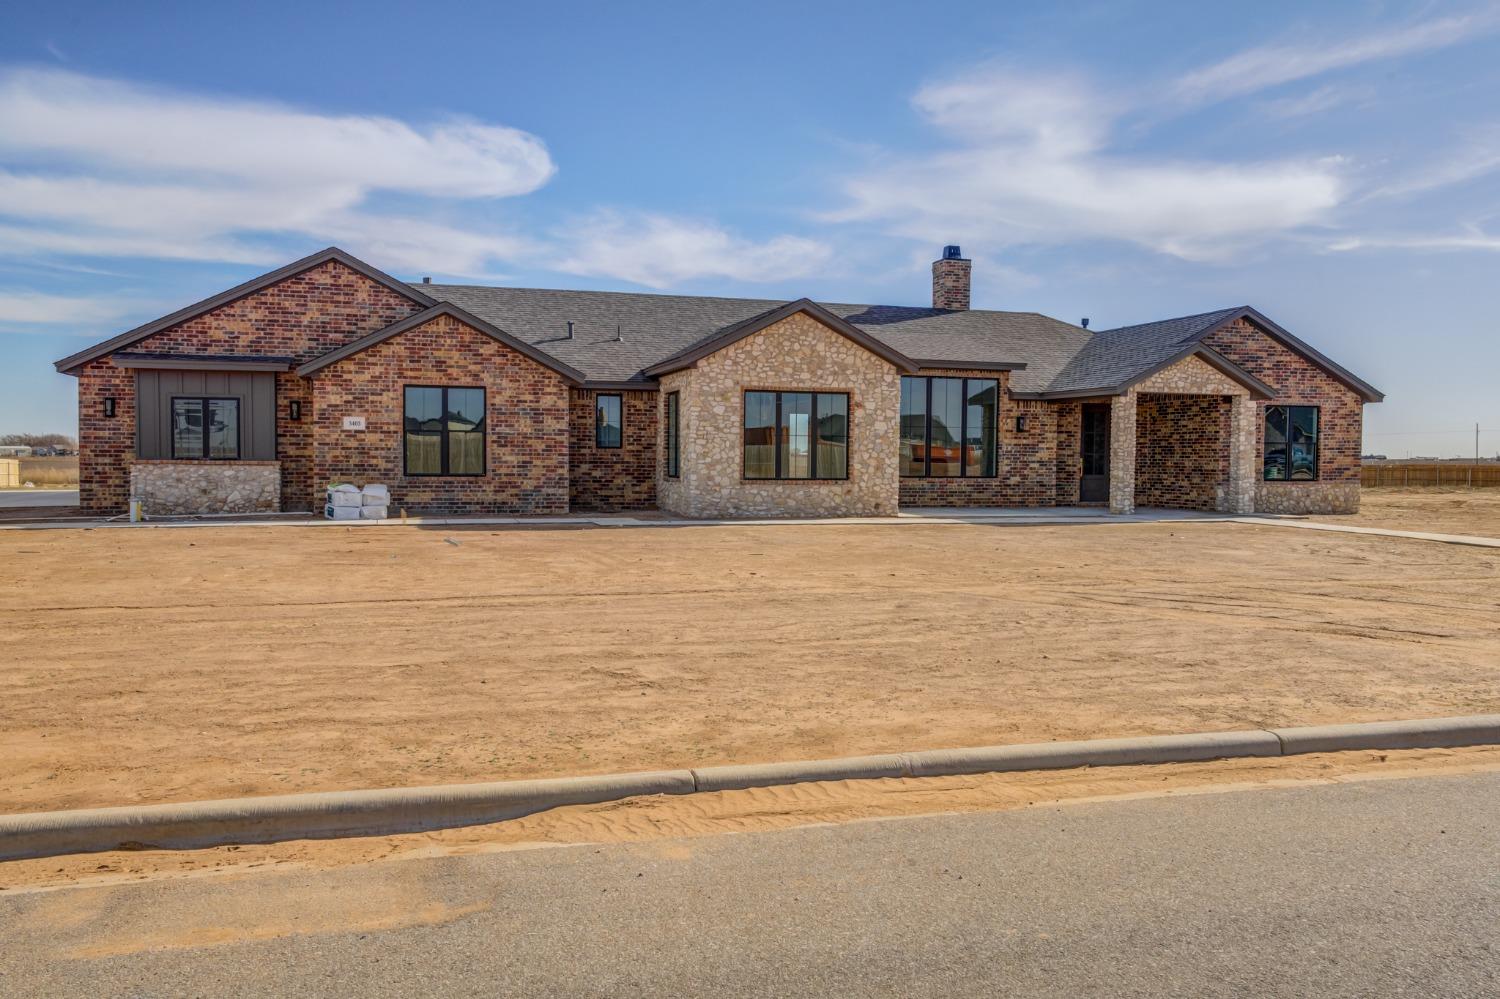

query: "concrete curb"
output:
2 715 1497 863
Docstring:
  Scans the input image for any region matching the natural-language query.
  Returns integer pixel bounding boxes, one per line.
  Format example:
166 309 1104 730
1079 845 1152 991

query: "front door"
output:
1080 404 1110 503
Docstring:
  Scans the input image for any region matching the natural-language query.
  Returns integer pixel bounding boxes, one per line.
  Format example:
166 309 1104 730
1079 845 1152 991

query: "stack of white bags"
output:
325 483 390 520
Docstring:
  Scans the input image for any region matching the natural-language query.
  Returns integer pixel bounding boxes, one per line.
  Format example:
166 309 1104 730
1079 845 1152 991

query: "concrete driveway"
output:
0 489 78 509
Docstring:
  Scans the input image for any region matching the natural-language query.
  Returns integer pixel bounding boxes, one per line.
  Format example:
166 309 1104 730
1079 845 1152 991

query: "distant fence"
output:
1362 463 1500 488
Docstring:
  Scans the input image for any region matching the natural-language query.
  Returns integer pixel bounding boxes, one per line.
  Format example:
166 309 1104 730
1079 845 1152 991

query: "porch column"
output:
1108 391 1136 515
1224 393 1257 514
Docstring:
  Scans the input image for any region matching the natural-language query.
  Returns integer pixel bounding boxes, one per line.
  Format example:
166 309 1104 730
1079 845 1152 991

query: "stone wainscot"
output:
130 460 281 515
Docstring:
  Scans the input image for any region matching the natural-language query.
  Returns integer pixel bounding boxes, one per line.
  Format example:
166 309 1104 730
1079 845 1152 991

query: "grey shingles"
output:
416 284 1092 391
1044 307 1244 395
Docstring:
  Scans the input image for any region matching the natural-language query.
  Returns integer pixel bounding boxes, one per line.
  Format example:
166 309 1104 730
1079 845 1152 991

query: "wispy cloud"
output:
0 67 555 275
1257 83 1375 119
1171 12 1494 105
1363 127 1500 200
833 65 1343 261
0 290 142 326
1327 227 1500 252
556 210 833 288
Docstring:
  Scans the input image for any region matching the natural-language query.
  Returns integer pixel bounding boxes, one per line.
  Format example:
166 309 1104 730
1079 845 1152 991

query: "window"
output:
171 398 239 460
899 376 997 477
1264 405 1319 481
743 390 849 480
665 391 680 478
404 386 485 476
595 394 622 448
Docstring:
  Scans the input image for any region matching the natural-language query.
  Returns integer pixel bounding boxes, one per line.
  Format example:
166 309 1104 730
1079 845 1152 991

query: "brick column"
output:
1108 392 1136 515
1224 393 1257 514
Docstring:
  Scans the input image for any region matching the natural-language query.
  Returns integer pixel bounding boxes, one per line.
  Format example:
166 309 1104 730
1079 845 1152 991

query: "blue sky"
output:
2 0 1499 457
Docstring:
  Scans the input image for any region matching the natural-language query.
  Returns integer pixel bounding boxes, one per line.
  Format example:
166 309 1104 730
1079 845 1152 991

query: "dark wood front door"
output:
1080 404 1110 503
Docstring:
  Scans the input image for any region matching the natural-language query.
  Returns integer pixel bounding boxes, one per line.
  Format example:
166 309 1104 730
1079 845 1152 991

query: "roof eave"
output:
54 247 436 375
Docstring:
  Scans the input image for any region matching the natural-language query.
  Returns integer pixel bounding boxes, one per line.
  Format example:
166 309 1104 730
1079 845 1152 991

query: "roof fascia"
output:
55 247 436 375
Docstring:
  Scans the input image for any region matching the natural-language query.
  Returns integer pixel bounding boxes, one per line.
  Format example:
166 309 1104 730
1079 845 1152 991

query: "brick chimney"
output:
931 245 971 311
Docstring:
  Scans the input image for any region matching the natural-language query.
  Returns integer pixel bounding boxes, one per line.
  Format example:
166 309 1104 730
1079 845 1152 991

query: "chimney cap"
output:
421 276 432 284
942 245 964 260
1081 317 1089 329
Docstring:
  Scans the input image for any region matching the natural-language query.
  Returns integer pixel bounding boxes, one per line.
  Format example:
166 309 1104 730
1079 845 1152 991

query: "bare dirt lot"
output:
1316 486 1500 538
3 508 1498 814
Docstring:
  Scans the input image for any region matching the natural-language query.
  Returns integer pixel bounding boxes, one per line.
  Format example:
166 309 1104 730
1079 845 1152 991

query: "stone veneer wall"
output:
310 314 571 515
130 460 281 515
895 372 1059 507
1202 317 1365 515
75 260 425 514
656 313 900 518
569 388 657 511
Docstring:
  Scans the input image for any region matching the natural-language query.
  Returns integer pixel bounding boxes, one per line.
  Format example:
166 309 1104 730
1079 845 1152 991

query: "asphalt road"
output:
2 772 1497 997
0 488 78 509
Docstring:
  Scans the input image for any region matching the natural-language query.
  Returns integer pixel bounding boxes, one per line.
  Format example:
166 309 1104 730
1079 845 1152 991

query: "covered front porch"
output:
1086 354 1264 516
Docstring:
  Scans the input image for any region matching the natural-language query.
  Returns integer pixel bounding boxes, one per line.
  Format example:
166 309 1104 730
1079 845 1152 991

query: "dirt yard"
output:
2 511 1497 814
1316 487 1500 538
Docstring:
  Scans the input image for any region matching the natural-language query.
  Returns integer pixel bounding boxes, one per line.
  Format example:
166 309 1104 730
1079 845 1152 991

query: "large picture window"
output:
171 397 240 460
1264 405 1319 481
404 386 486 476
743 390 849 480
595 393 622 448
900 376 997 477
665 391 680 478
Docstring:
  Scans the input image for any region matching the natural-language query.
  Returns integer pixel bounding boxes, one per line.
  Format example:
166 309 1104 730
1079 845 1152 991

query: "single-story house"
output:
56 245 1382 519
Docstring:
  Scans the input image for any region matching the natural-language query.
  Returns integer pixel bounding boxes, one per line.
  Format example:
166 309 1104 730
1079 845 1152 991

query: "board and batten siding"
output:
134 369 278 460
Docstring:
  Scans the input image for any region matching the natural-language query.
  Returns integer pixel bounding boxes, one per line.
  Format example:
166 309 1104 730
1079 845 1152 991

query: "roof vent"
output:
942 245 963 260
615 324 624 343
1081 318 1089 329
566 321 574 340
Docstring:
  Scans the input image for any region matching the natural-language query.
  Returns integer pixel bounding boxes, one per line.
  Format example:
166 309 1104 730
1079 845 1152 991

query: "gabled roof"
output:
642 298 918 376
1044 306 1383 402
295 302 587 384
54 247 435 375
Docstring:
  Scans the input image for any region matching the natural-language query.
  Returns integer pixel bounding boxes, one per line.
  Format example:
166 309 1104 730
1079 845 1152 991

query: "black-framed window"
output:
171 397 240 460
404 385 486 476
899 376 997 477
1264 405 1319 481
743 390 849 480
595 393 622 448
665 391 680 478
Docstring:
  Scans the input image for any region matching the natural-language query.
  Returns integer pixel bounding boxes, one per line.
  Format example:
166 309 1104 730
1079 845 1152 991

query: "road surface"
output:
2 772 1497 997
0 489 78 509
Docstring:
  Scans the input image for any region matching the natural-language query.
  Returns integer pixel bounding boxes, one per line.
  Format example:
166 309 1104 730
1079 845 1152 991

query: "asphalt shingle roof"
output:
415 284 1093 392
1045 307 1245 394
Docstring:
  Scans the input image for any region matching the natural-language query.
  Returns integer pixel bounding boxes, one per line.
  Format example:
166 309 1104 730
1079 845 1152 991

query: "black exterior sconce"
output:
103 397 117 418
1014 414 1027 433
289 400 302 421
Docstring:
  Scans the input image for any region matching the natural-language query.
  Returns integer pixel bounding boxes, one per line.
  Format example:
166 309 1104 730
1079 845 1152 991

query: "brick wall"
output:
74 260 424 514
896 372 1060 508
309 314 570 515
569 388 657 511
1202 317 1365 514
1134 394 1230 511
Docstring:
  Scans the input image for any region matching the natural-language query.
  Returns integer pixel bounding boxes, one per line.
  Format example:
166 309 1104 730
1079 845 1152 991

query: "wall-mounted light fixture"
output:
289 400 302 421
103 397 117 418
1014 414 1027 433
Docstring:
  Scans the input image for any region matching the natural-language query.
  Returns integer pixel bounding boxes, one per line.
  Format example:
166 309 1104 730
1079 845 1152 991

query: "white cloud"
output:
0 67 555 275
834 66 1343 261
1258 83 1374 119
1327 228 1500 252
556 210 833 288
1170 12 1493 105
1363 128 1500 200
0 290 140 325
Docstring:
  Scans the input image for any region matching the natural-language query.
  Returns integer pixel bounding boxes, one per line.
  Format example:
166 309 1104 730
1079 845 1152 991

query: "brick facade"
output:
568 388 658 511
75 260 424 514
309 313 570 515
1134 394 1230 511
1203 317 1364 514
